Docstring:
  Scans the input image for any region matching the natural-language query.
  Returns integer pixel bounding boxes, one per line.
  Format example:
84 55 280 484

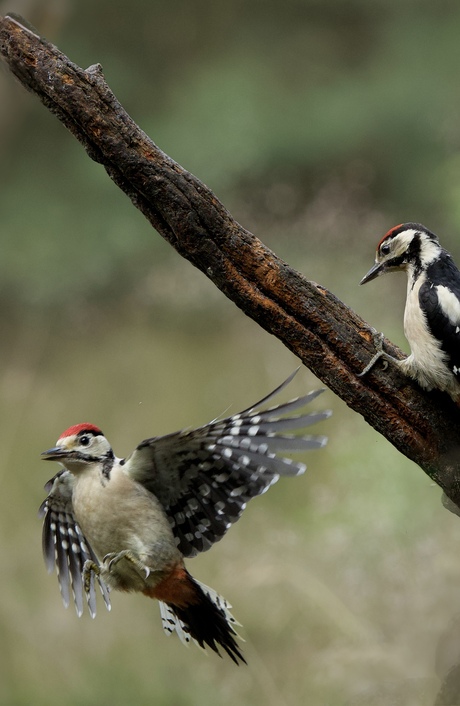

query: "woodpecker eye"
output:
79 435 91 447
380 242 391 256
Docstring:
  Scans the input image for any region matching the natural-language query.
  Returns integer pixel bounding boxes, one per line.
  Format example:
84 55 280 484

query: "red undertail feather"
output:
146 564 199 608
144 565 246 664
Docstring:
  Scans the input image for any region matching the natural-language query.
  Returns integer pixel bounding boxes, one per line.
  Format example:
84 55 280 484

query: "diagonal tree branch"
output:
1 14 460 505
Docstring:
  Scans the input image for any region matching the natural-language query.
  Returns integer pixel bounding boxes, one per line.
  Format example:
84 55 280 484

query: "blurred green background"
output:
1 0 460 704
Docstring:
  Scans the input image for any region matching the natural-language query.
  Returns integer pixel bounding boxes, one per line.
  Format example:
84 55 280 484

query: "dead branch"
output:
1 14 460 504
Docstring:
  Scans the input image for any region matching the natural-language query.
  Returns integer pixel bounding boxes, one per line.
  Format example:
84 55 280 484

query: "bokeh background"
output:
1 1 460 704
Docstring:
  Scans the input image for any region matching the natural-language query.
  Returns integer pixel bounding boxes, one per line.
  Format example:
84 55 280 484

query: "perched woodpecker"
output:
359 222 460 400
39 371 330 664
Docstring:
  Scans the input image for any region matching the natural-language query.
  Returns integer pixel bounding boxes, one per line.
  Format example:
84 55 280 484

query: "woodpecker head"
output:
41 423 114 474
360 223 441 285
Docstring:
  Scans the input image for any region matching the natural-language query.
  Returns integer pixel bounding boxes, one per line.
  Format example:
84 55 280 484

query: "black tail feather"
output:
169 576 246 665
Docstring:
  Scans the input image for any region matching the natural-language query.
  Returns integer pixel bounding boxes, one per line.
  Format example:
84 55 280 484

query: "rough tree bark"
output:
1 14 460 505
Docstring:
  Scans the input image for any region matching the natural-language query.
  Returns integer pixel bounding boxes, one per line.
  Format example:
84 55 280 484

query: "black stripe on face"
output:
385 254 406 268
102 450 115 479
72 452 105 463
406 232 423 280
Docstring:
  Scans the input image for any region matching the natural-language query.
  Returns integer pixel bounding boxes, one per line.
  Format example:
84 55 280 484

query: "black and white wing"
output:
420 256 460 375
125 371 331 558
39 470 111 617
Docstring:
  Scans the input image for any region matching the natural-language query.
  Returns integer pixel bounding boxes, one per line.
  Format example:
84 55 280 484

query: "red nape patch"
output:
58 423 103 440
377 223 404 249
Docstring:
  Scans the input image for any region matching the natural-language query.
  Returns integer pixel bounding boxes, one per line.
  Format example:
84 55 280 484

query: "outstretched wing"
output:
39 470 111 617
125 371 331 557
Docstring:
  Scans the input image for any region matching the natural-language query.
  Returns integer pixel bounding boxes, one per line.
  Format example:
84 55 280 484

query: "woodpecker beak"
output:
41 446 70 461
360 261 385 285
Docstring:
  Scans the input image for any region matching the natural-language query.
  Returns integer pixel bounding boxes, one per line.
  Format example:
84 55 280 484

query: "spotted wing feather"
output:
39 470 111 617
126 373 330 557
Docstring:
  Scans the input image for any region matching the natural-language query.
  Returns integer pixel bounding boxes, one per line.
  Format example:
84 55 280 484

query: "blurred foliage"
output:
1 0 460 704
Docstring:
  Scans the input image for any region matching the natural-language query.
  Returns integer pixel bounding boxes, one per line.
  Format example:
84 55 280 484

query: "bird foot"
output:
103 550 151 579
358 330 398 377
82 559 100 595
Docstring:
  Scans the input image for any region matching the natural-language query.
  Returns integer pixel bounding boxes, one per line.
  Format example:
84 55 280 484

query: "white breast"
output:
72 463 178 563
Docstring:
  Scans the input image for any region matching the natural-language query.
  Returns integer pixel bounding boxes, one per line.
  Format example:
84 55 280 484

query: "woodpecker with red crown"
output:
359 222 460 400
40 371 330 664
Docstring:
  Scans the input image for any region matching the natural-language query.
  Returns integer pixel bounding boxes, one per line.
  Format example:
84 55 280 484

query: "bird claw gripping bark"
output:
358 331 394 376
103 550 151 579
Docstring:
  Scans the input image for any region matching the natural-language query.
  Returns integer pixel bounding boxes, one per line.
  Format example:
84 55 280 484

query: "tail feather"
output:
158 576 246 665
159 601 194 647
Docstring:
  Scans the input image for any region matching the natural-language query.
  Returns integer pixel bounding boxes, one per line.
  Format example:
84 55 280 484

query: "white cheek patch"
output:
436 285 460 325
389 229 421 260
394 230 418 256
